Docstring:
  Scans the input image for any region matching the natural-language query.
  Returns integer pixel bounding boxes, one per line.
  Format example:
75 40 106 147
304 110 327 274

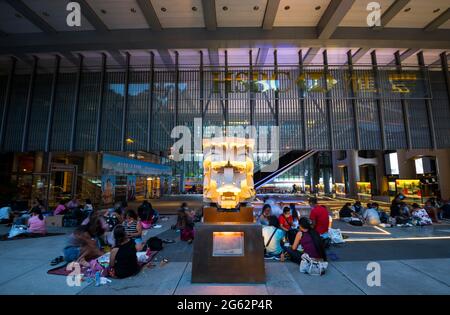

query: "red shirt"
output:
278 215 293 230
310 205 329 235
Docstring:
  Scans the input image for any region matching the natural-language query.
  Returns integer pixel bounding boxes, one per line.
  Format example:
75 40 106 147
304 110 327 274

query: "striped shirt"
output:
124 220 139 238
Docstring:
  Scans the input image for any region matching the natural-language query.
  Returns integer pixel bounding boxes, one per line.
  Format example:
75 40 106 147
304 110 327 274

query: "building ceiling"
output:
0 0 449 68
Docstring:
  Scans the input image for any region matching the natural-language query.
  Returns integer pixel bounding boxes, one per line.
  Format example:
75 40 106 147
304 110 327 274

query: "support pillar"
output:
347 150 360 198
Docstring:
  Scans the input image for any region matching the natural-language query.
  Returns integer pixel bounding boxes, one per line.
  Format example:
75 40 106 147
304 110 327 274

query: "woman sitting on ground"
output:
27 207 47 235
262 216 285 259
109 225 140 279
176 203 194 243
411 203 433 226
284 217 327 264
53 200 67 215
257 204 272 226
63 225 103 266
290 203 300 229
123 210 143 245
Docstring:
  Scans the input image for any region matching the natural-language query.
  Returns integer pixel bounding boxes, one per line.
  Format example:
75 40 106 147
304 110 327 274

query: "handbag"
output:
299 253 328 276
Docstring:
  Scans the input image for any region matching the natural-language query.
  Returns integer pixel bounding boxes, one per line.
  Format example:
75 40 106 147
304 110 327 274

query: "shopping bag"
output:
328 228 345 244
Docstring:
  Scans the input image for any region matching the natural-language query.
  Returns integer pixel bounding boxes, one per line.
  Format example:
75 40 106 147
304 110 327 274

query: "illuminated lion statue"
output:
203 137 255 209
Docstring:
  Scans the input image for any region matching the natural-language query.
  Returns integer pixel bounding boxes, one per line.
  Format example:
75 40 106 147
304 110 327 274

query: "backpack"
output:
145 237 163 251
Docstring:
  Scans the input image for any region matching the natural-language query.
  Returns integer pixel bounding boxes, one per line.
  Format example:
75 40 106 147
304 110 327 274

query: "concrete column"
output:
34 152 44 173
435 149 450 200
347 150 360 198
397 149 415 179
375 151 387 196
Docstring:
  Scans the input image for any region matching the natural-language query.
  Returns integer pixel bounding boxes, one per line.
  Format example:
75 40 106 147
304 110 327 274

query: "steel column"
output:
323 50 334 150
21 55 38 152
95 53 106 152
417 51 437 150
441 52 450 114
249 50 254 126
274 50 280 126
394 50 412 150
298 50 307 150
69 54 83 152
224 50 229 127
147 52 155 152
347 50 361 150
371 50 387 150
45 55 60 152
200 51 204 122
121 52 130 152
174 51 179 126
0 57 16 151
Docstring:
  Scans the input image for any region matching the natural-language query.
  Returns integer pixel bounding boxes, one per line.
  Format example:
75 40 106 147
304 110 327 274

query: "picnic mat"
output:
47 251 159 276
1 232 65 241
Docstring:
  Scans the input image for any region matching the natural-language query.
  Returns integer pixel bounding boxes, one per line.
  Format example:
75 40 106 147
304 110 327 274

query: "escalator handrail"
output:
254 150 316 188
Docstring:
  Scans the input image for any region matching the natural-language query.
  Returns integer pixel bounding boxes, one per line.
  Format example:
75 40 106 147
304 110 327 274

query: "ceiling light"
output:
284 5 290 10
222 6 228 11
315 6 321 11
404 7 411 12
100 9 107 14
192 6 197 11
130 8 136 13
253 6 259 11
161 7 167 12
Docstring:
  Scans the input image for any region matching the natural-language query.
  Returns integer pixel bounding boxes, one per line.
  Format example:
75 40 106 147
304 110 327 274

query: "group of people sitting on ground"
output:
57 200 163 278
1 200 49 236
258 197 328 265
338 194 449 227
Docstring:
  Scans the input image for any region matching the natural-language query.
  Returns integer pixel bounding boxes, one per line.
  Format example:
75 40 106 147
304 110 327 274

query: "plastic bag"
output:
8 225 28 239
328 228 345 244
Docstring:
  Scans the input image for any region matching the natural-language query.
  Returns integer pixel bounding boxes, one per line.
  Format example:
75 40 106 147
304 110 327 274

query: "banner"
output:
101 175 115 204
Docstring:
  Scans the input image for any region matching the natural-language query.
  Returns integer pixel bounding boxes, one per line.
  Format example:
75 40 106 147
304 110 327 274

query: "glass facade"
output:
0 62 448 155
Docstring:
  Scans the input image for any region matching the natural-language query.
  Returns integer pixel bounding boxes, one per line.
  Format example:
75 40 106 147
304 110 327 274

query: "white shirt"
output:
264 199 283 217
0 207 12 220
363 208 381 225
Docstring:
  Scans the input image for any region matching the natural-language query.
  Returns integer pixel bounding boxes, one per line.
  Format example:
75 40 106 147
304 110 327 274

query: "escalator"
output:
254 150 316 189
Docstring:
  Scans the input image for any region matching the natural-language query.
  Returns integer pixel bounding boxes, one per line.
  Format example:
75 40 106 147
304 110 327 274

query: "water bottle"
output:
95 271 101 287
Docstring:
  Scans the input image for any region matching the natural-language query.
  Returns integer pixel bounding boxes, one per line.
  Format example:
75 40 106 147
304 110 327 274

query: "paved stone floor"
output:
1 196 450 295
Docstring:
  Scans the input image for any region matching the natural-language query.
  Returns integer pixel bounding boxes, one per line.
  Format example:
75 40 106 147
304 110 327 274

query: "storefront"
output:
357 182 372 201
101 153 172 205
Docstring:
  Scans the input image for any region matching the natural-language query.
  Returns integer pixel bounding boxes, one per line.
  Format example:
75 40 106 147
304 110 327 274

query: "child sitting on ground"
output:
28 207 47 235
109 225 140 279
